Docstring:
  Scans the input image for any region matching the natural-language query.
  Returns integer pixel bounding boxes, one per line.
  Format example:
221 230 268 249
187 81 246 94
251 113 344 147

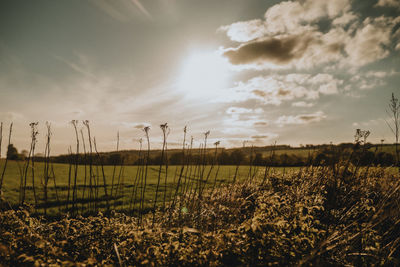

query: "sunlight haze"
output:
0 0 399 154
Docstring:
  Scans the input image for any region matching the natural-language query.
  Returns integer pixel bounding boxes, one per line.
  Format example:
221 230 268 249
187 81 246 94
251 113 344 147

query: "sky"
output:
0 0 400 155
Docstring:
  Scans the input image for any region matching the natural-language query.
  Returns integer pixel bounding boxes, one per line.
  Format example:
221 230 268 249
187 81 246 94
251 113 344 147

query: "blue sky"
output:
0 0 399 154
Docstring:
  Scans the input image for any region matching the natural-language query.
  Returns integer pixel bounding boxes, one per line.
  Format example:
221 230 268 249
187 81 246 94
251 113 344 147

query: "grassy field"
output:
0 160 299 215
1 165 400 266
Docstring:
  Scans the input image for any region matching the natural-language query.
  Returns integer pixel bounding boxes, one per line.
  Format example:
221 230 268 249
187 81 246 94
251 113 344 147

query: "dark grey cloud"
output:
251 135 269 139
253 121 268 127
298 114 322 122
134 124 147 129
223 35 313 66
276 111 326 126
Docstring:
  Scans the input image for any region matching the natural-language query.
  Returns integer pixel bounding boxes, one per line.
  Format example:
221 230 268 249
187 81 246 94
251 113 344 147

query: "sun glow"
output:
177 50 231 98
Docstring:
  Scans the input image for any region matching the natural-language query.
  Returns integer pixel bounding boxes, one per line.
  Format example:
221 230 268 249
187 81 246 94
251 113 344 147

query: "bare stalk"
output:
80 129 87 213
43 122 52 215
130 138 142 212
205 141 219 196
111 131 120 200
262 142 276 186
115 161 125 209
0 123 13 192
30 122 39 208
163 126 170 210
66 146 73 211
94 137 110 212
21 126 33 205
50 162 60 212
153 123 168 224
385 93 400 171
139 126 150 225
83 120 94 212
71 120 80 214
170 126 187 218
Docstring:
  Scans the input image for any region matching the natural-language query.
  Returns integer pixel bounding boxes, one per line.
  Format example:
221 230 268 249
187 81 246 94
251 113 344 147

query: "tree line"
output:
4 143 398 167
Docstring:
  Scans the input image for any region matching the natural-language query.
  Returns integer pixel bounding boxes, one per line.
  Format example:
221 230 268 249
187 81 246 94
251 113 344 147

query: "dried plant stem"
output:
0 123 12 192
80 129 88 213
43 122 52 215
153 123 167 224
29 122 39 208
66 146 72 211
170 126 187 220
262 142 276 186
94 138 110 212
83 121 95 213
71 120 80 214
130 139 142 212
164 141 170 210
139 127 150 225
111 132 120 200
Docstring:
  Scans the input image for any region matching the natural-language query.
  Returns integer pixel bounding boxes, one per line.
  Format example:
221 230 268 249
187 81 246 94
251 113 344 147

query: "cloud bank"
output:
220 0 400 70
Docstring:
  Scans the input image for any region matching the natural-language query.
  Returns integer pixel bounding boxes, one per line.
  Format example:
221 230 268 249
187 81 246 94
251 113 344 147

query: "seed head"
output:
143 126 150 135
160 123 168 132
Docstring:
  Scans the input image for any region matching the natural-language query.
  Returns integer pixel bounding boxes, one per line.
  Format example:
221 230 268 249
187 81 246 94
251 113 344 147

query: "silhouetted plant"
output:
110 131 120 200
83 120 95 212
139 126 150 225
153 123 168 224
386 93 399 169
71 120 80 214
43 122 52 215
130 138 142 213
0 123 12 193
80 128 88 213
93 137 110 211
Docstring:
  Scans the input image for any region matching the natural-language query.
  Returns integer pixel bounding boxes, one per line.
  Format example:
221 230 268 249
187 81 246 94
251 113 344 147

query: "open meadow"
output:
0 159 299 215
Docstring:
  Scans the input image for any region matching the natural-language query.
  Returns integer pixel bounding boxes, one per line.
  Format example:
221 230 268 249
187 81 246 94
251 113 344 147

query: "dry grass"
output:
1 166 399 266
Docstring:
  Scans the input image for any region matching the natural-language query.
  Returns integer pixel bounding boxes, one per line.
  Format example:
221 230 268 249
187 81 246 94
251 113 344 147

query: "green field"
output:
0 160 299 215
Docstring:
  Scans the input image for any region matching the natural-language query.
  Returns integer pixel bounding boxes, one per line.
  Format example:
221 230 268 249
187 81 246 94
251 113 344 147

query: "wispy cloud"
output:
226 107 263 114
88 0 153 21
53 54 97 79
88 0 130 22
131 0 153 20
292 101 314 108
375 0 400 9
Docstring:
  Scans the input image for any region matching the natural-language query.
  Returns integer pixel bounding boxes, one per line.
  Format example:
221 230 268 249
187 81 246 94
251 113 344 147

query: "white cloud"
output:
219 19 267 42
332 12 358 26
226 107 263 114
221 0 400 70
263 0 351 35
344 16 400 67
231 76 315 106
365 70 399 78
309 73 342 94
292 101 314 107
375 0 400 9
346 69 398 92
228 73 342 106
